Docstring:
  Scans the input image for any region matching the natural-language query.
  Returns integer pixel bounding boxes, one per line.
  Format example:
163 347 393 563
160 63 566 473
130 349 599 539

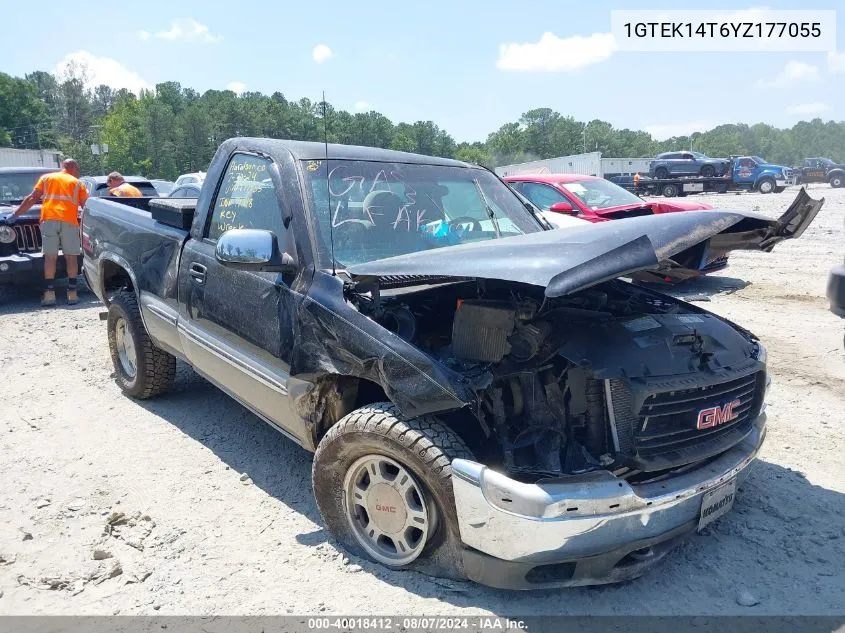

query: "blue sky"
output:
3 0 844 142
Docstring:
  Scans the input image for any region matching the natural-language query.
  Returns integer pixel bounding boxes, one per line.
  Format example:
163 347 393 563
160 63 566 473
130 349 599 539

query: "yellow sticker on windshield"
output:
306 160 321 172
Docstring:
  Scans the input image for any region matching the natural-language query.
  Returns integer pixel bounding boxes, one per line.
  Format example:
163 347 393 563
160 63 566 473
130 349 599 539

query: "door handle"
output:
189 263 207 284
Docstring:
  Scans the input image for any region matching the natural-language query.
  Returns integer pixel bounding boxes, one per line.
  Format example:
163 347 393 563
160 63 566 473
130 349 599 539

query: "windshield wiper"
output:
473 179 501 238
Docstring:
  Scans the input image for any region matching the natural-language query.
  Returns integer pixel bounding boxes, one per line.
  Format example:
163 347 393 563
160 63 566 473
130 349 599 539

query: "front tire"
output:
757 177 775 194
107 291 176 399
700 165 716 177
830 174 844 188
312 403 474 579
654 167 669 179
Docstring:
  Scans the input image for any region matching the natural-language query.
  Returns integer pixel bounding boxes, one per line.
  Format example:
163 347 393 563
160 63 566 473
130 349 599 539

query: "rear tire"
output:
830 174 844 188
107 291 175 399
700 165 716 178
662 183 680 197
654 167 669 179
757 177 775 194
312 402 475 580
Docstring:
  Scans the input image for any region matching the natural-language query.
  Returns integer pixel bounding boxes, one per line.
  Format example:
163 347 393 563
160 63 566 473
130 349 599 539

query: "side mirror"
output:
549 201 577 215
216 228 297 273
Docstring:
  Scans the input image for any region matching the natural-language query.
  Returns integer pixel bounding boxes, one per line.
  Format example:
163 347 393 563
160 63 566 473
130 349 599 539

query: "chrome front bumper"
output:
451 415 766 589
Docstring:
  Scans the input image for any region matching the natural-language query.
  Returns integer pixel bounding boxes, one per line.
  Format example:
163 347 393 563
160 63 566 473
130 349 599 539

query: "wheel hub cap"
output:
115 318 137 377
343 455 431 566
366 484 407 534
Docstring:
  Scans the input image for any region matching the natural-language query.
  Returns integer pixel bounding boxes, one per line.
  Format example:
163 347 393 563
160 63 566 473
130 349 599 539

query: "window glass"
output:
519 182 569 210
0 171 44 203
170 186 200 198
560 178 642 210
207 154 284 240
301 159 540 267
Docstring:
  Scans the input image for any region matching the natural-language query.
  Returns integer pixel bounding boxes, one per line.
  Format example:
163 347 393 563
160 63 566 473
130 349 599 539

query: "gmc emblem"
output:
697 399 741 430
375 504 397 513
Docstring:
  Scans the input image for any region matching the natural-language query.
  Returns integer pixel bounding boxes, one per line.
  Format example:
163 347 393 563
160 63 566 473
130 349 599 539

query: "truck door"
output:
807 160 825 182
733 158 757 185
177 152 303 440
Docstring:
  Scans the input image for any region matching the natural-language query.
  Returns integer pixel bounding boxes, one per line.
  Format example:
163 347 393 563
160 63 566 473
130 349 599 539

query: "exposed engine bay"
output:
349 278 767 482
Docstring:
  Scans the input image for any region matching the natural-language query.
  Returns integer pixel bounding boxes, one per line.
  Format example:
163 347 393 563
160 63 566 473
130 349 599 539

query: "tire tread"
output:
109 291 175 399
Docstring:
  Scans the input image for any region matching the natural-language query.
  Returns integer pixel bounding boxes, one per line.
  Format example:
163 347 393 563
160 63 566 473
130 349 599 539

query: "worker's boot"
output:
67 279 78 305
41 288 56 307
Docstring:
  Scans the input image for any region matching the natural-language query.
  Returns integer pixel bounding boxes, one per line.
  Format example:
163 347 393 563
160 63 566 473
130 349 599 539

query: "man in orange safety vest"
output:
7 158 88 306
106 172 143 197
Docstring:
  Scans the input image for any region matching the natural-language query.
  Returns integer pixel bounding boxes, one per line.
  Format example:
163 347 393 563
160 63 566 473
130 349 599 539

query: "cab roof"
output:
223 137 475 168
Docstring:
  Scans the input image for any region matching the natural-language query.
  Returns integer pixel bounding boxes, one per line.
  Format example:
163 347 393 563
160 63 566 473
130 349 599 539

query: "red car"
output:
504 173 712 222
504 173 729 282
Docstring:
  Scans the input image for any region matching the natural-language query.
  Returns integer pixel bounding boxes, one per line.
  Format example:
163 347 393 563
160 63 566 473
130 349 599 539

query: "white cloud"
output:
154 18 222 43
756 60 820 87
496 32 617 72
829 51 845 74
354 101 372 112
227 81 246 95
644 120 716 141
312 44 334 64
787 102 830 116
138 30 151 41
55 51 152 94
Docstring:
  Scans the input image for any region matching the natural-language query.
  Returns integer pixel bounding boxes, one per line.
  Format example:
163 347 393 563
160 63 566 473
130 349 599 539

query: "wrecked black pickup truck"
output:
81 138 823 590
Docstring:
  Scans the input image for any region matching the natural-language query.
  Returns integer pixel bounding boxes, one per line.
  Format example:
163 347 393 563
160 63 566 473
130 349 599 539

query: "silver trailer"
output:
495 152 602 177
0 148 62 169
601 157 652 177
495 152 653 179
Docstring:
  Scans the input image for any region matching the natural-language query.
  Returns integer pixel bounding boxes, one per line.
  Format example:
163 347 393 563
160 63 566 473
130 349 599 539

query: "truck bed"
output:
82 197 191 307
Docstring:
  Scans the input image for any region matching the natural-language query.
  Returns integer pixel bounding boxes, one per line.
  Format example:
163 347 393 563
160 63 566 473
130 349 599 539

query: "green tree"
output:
0 72 47 148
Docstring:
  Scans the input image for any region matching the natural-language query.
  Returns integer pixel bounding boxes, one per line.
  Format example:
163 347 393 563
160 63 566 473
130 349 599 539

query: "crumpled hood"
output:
348 189 822 298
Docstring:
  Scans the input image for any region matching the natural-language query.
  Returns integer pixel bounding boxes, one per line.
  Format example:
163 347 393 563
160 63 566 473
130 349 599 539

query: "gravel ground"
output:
0 185 843 616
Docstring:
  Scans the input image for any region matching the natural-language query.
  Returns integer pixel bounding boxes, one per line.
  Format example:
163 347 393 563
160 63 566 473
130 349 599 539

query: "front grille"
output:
608 371 764 471
14 224 42 253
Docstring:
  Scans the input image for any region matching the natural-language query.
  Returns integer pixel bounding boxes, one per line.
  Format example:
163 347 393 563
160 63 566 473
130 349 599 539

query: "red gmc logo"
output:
697 399 741 430
375 504 396 513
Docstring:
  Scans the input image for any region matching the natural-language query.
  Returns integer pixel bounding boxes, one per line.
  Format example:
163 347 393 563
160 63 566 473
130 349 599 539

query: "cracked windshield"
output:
302 159 541 267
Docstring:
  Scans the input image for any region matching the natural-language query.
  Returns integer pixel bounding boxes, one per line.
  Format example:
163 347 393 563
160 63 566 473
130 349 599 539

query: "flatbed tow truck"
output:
624 155 794 197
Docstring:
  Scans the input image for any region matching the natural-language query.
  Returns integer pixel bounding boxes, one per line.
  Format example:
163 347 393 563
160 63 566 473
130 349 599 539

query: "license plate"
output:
698 478 736 531
683 183 704 192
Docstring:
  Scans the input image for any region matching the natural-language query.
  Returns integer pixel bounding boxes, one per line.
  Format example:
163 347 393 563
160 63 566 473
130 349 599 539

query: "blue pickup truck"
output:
636 155 793 197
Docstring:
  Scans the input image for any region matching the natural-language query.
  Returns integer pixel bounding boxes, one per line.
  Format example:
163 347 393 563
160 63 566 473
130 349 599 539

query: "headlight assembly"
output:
753 340 767 365
0 225 17 244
